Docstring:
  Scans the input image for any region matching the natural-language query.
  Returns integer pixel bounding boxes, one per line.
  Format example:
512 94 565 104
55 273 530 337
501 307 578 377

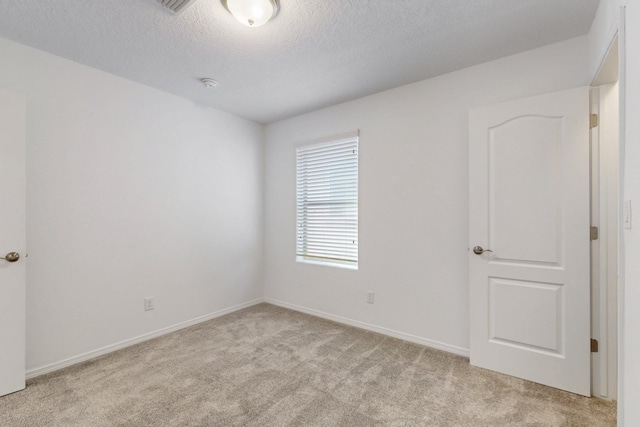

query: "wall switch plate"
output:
366 290 374 304
624 200 632 229
144 297 155 311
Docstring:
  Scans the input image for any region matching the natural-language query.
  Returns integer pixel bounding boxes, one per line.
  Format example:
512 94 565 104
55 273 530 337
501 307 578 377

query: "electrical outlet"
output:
366 290 374 304
144 297 154 311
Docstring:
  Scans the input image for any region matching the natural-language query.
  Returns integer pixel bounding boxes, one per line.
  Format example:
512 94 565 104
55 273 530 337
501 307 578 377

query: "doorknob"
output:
472 246 493 255
1 252 20 262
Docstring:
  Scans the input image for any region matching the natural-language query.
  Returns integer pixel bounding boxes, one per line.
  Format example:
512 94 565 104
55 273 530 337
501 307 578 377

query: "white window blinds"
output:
296 134 358 266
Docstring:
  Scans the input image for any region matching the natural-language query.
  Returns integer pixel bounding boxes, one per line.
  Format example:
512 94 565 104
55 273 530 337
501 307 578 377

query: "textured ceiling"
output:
0 0 599 124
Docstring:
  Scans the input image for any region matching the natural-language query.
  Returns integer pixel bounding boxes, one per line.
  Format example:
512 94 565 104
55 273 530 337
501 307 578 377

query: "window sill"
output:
296 257 358 271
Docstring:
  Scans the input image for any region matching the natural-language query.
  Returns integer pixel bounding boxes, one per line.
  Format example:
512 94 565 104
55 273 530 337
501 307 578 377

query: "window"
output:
296 133 358 268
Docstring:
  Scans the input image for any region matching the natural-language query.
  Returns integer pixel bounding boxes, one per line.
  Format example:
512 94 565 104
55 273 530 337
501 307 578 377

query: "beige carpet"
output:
0 303 616 426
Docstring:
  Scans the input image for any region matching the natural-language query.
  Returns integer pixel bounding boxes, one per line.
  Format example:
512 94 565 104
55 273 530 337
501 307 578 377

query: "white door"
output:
469 87 591 396
0 89 26 397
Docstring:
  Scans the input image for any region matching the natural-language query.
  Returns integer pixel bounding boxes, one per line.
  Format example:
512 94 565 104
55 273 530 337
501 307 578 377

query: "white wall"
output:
622 2 640 422
263 37 590 355
0 38 264 373
589 0 624 81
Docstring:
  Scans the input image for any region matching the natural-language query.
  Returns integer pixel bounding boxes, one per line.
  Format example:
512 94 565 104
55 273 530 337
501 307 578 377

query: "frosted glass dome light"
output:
222 0 280 27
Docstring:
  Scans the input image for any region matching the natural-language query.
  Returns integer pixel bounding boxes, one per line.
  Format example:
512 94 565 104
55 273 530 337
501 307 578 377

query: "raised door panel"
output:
489 116 562 266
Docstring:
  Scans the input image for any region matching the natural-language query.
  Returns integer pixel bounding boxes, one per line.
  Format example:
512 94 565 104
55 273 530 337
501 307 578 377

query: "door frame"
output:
590 82 619 400
589 29 621 400
588 6 625 417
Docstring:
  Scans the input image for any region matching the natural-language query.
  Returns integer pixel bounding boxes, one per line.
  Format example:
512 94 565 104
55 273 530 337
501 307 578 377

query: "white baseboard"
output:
264 298 470 358
27 297 469 379
26 298 264 379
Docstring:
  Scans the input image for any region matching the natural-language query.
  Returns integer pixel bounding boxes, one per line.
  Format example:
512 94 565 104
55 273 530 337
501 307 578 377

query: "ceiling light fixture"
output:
221 0 280 27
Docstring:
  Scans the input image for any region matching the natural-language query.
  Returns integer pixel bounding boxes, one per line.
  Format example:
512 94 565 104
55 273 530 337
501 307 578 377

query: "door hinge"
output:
591 338 599 353
590 113 599 129
590 226 599 240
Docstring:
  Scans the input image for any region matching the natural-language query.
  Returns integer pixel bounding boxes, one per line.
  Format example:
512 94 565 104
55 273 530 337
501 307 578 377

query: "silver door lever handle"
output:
472 246 493 255
1 252 20 262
